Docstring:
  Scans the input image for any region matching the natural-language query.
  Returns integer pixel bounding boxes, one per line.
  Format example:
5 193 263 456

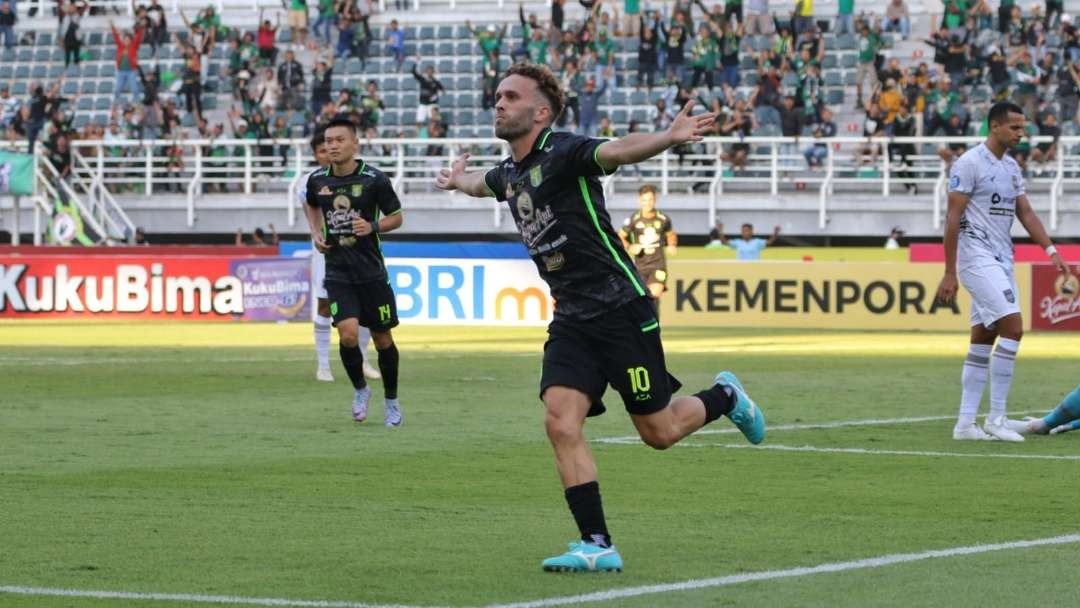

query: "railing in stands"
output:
53 135 1080 231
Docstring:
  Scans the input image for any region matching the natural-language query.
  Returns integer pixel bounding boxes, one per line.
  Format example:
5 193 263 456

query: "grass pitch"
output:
1 322 1079 608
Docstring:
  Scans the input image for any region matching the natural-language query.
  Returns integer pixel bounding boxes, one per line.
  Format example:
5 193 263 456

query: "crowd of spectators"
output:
0 0 1078 195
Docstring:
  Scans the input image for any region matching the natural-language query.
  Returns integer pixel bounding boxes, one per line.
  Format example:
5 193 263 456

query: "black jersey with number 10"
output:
304 160 402 284
484 128 647 321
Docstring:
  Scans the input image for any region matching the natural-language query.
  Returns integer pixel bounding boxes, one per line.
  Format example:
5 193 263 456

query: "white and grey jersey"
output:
948 143 1024 269
297 167 322 209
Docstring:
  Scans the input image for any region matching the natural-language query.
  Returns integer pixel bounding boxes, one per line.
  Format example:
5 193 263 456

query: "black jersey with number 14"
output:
484 128 647 321
304 160 401 284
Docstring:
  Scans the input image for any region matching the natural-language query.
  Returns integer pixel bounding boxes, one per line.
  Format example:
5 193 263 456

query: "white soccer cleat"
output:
953 423 994 441
315 368 334 382
362 360 382 380
384 398 402 427
352 387 371 423
1002 416 1048 436
983 415 1025 442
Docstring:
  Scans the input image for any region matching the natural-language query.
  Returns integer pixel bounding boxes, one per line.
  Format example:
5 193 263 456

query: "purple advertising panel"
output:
230 257 312 322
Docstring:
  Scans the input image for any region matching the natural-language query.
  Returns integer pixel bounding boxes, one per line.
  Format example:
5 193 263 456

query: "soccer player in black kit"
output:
435 64 766 572
303 118 404 427
618 184 677 314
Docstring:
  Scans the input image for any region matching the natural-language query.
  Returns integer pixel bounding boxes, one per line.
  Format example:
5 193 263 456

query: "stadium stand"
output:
2 0 1080 243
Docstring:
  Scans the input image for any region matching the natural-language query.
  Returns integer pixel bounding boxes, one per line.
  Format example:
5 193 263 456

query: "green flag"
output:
0 151 33 195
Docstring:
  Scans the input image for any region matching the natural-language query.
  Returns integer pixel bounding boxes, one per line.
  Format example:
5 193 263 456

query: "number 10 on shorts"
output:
627 366 651 394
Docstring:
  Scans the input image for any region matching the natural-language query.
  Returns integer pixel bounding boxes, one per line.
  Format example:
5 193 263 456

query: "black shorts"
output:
325 278 399 332
540 297 681 417
636 260 669 289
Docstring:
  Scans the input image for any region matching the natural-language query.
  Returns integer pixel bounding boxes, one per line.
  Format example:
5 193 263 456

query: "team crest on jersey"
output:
949 175 960 190
529 165 544 187
333 195 351 210
1004 289 1015 303
516 191 535 221
318 186 332 195
542 252 565 271
352 184 363 197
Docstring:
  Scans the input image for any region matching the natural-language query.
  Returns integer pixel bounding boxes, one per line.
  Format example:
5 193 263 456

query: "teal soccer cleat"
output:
716 371 766 445
542 541 623 573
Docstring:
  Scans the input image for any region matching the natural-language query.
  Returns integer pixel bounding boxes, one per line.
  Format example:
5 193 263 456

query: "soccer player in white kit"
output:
936 102 1072 442
303 131 380 382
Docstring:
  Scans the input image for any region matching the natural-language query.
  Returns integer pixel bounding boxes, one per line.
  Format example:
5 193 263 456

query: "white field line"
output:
486 534 1080 608
0 352 536 366
0 586 440 608
594 412 1040 446
676 442 1080 461
6 534 1080 608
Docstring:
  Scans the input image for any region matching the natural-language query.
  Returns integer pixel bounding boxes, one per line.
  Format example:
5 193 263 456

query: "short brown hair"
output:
639 185 657 196
503 63 565 125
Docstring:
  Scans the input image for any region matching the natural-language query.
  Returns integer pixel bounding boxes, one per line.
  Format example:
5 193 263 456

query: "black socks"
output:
695 384 734 424
564 481 611 548
339 344 367 390
377 343 399 400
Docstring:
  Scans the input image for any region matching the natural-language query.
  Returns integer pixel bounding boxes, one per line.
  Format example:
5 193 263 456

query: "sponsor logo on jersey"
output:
529 164 543 187
318 186 332 195
352 184 363 197
542 252 565 271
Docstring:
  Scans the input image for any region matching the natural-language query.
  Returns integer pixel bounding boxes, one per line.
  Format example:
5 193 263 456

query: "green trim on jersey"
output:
535 129 553 151
640 321 659 333
593 142 613 175
577 176 646 297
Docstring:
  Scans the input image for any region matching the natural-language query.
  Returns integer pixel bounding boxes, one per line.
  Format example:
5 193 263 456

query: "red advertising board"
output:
910 243 1080 263
0 255 311 321
1031 264 1080 331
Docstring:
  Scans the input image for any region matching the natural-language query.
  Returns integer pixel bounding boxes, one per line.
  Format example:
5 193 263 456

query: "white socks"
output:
358 326 372 363
957 344 992 427
314 314 332 370
989 338 1020 421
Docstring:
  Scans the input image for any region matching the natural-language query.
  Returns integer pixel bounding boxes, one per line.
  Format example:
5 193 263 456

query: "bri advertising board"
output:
0 254 552 324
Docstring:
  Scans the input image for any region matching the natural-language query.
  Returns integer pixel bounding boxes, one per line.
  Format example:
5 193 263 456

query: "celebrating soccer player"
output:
302 131 381 384
618 184 677 315
936 102 1072 442
435 63 765 572
303 118 403 427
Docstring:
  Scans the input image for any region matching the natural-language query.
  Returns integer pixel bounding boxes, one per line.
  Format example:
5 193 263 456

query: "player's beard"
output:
495 110 532 141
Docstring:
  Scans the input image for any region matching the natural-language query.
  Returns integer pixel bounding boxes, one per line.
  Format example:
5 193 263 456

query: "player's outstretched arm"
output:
1016 194 1071 278
435 152 494 198
595 100 717 171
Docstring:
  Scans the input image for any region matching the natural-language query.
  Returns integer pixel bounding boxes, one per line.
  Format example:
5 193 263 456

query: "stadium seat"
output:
744 72 761 87
0 65 9 80
825 71 842 87
102 64 116 78
437 58 454 73
841 54 857 68
83 64 99 78
612 108 628 124
38 32 53 46
420 25 435 39
77 97 93 111
31 65 46 79
437 25 454 39
12 82 26 96
1 48 13 62
402 92 418 107
611 89 628 105
34 48 50 62
95 97 112 111
455 41 472 55
419 41 436 56
50 65 65 79
62 81 78 96
456 110 474 124
456 92 475 107
837 34 856 50
384 92 400 107
437 41 454 56
827 88 845 105
14 64 29 79
823 55 838 69
74 114 90 129
629 89 646 105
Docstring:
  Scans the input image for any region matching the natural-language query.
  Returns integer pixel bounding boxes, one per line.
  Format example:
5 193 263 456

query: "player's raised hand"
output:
667 100 717 145
435 152 470 191
936 272 959 304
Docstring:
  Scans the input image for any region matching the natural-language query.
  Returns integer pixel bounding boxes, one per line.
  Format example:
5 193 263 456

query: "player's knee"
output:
639 427 676 450
544 410 582 445
372 331 394 350
338 326 359 347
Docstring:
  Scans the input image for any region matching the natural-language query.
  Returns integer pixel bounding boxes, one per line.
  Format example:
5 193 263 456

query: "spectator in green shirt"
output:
592 29 618 100
689 22 719 91
836 0 855 35
312 0 335 44
854 22 880 109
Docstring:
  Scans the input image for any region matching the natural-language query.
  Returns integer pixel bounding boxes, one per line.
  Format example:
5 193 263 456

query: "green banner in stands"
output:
0 151 34 195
